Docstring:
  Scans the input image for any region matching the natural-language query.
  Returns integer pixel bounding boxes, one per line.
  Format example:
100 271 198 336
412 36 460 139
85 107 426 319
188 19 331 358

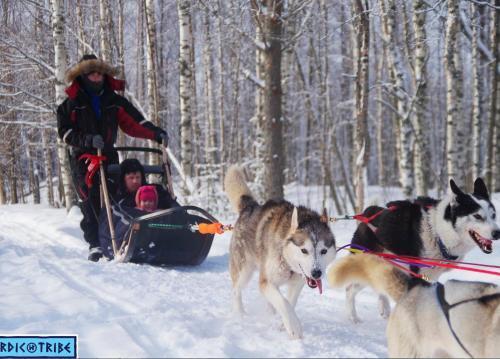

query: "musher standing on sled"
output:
57 54 168 262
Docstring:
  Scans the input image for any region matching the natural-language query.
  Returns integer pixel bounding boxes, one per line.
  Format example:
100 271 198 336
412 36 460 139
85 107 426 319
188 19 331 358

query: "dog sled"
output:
96 146 217 266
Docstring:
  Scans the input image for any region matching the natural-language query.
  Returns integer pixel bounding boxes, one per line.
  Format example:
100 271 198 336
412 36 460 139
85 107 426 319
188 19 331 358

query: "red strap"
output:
385 259 426 280
352 205 397 225
79 153 107 188
373 252 500 277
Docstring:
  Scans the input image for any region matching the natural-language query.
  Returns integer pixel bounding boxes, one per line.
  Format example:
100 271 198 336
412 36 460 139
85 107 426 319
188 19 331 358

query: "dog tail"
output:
224 165 255 213
327 253 410 302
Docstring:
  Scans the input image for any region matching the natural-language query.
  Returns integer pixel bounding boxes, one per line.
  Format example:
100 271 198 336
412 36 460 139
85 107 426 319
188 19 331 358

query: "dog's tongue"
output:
306 277 323 294
480 238 493 253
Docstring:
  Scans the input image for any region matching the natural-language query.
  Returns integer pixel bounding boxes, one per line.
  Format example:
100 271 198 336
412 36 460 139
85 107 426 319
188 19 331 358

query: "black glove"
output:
156 130 169 146
92 134 105 149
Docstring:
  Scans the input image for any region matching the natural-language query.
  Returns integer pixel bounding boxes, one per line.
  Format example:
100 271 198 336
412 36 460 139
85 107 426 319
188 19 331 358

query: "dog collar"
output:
436 237 459 261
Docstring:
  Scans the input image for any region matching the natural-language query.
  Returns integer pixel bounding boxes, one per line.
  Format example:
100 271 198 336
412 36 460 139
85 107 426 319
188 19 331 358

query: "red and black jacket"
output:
57 76 163 158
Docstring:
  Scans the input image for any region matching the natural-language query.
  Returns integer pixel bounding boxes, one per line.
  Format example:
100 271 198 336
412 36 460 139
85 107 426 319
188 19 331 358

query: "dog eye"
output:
493 213 496 220
320 249 327 255
301 248 308 255
473 214 484 221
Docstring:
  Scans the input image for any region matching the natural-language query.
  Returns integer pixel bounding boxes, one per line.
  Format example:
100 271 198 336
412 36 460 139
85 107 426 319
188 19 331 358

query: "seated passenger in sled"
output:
99 159 173 259
134 185 159 213
116 158 179 209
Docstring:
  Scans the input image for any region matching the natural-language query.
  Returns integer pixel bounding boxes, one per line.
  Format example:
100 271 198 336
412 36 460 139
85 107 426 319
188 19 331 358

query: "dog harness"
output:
436 283 500 358
436 237 459 261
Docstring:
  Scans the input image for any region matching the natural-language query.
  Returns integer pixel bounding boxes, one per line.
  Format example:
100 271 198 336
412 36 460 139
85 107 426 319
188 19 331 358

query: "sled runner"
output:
96 146 217 266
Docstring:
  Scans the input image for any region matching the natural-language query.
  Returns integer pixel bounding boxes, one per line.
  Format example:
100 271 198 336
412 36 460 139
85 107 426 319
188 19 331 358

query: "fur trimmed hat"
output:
65 54 119 84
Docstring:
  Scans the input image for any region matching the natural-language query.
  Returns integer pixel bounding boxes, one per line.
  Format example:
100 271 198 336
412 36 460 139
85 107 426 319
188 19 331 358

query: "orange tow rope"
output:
196 223 234 235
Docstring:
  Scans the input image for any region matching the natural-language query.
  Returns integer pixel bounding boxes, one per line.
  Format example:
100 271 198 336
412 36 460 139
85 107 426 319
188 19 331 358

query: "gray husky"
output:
329 253 500 358
224 166 336 339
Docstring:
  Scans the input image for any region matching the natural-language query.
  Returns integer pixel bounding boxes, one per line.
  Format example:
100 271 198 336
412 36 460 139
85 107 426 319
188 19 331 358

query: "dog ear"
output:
473 177 489 200
450 179 465 197
290 207 299 233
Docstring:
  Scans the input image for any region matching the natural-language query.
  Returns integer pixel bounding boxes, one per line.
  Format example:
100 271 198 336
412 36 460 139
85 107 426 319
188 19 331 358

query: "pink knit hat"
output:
135 185 158 209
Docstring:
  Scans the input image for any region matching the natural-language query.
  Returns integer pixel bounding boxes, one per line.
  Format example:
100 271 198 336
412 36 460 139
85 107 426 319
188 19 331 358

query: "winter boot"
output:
88 246 104 262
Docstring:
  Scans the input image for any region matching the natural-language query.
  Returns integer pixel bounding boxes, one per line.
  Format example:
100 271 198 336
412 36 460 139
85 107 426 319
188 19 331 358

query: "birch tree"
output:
445 0 465 185
76 0 87 58
381 0 413 197
492 0 500 190
50 0 75 209
471 4 483 180
177 0 195 178
353 0 370 211
412 0 430 196
144 0 160 165
99 0 111 62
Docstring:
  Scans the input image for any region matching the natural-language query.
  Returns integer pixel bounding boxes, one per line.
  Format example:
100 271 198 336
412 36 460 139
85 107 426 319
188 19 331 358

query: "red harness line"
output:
343 204 500 278
351 205 397 224
379 252 500 270
349 205 397 232
386 258 428 280
373 252 500 277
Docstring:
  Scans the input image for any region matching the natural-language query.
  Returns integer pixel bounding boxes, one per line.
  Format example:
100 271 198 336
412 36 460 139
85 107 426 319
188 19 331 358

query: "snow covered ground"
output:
1 187 499 357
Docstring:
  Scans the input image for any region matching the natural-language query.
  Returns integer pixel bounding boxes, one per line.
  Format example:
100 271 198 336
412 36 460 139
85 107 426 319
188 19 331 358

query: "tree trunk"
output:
0 166 5 205
144 0 160 166
493 0 500 191
177 0 195 179
251 7 266 201
340 2 355 184
484 0 500 188
135 2 145 104
294 49 315 186
26 138 40 204
381 0 413 197
50 0 75 210
203 7 217 166
43 130 55 207
471 4 484 181
375 20 386 188
353 0 370 212
412 0 429 196
251 0 285 200
99 0 111 61
117 0 125 81
9 143 18 204
115 0 126 147
445 0 465 185
76 0 87 58
217 0 226 186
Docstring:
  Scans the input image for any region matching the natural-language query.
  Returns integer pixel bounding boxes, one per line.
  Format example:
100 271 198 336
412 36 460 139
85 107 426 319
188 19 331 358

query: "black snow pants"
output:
69 149 119 249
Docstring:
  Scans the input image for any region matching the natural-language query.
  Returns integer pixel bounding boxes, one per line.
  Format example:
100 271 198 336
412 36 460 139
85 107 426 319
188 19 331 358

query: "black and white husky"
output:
346 178 500 323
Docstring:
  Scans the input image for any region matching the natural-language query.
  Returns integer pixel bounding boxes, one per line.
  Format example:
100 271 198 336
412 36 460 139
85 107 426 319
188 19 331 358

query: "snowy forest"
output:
0 0 499 214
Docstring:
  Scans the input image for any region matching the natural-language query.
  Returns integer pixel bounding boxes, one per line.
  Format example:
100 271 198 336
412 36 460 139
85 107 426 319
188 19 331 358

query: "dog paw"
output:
378 296 391 319
349 314 362 324
232 308 247 320
288 326 303 340
379 308 390 319
266 303 277 316
284 316 303 340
